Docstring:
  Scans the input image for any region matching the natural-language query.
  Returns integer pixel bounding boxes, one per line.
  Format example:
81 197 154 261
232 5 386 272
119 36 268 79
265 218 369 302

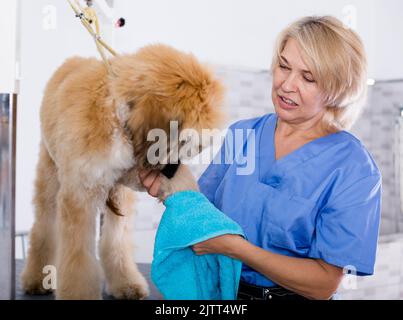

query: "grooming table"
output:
15 260 163 300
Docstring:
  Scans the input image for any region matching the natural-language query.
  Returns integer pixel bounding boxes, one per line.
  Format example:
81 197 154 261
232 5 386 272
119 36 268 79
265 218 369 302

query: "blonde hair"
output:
271 16 368 131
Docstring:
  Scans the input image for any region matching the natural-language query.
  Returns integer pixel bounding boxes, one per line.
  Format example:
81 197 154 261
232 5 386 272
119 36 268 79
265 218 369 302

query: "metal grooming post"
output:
0 0 20 300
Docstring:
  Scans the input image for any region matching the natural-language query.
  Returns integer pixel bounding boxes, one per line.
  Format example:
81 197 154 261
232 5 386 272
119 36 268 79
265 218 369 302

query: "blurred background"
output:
1 0 403 299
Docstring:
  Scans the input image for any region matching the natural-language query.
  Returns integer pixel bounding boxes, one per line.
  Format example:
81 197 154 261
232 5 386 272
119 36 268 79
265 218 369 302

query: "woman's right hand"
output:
139 170 163 198
139 164 199 201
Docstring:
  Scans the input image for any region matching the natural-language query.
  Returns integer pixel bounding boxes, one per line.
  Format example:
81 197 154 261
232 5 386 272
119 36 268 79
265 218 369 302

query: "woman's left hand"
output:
192 234 244 257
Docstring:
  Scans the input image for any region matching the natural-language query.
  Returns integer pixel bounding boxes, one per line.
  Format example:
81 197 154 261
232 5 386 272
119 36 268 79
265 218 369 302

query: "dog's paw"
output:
158 164 199 201
21 276 53 295
108 281 150 300
158 175 175 201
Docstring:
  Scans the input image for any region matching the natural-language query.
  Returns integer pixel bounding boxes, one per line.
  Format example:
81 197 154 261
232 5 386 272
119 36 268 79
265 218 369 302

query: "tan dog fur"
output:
21 44 224 300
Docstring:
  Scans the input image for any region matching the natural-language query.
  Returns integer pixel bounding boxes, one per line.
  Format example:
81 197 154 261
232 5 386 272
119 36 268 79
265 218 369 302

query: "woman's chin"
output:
274 104 299 117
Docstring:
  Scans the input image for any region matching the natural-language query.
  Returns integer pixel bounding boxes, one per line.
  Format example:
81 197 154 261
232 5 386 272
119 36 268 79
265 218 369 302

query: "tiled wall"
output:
337 234 403 300
359 82 403 235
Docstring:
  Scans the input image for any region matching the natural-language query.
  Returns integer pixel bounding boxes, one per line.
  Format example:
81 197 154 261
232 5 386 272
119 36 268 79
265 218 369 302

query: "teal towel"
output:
151 190 245 300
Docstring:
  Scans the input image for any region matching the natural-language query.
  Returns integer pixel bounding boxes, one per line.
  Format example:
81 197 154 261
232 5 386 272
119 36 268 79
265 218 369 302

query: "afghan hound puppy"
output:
21 44 224 300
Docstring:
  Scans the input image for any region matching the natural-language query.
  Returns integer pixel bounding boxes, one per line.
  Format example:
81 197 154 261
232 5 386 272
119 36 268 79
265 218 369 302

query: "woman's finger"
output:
142 171 159 189
139 169 153 182
148 175 162 197
192 247 206 256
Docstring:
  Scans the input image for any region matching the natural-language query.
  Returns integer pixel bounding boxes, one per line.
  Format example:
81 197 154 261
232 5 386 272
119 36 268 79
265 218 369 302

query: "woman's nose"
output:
281 73 298 93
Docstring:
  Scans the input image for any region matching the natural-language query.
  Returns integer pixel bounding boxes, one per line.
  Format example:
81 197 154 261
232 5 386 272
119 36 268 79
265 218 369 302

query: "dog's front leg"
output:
99 184 149 299
55 186 103 300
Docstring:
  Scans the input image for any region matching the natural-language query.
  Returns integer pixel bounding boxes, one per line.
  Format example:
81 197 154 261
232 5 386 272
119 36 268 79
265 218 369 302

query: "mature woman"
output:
140 16 382 300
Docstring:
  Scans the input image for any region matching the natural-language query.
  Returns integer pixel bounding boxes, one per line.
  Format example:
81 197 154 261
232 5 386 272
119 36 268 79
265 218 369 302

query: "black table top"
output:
15 260 164 300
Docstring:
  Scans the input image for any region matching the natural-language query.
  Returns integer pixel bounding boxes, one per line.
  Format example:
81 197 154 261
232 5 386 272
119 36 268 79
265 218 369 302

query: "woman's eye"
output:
304 77 316 83
279 64 290 70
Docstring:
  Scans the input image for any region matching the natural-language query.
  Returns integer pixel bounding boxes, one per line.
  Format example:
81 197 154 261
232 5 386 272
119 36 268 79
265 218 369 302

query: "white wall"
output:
0 0 20 93
114 0 403 81
371 0 403 79
16 0 403 235
16 0 100 232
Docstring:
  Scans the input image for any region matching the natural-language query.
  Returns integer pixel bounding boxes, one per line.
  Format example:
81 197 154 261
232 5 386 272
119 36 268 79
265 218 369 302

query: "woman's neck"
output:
276 114 338 141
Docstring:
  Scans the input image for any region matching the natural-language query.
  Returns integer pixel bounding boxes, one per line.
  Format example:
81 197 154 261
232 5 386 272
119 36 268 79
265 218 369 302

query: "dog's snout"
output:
161 162 181 179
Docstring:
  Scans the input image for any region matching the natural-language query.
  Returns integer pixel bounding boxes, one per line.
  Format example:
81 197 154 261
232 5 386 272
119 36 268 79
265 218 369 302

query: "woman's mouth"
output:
278 95 299 109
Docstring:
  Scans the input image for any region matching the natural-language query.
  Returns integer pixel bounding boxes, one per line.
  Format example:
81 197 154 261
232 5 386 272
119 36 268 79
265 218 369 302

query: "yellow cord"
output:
67 0 118 76
83 6 100 34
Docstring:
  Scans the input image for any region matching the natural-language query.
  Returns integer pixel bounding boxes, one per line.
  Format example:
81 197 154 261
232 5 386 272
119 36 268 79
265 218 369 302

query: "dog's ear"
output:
124 94 173 169
173 75 226 131
110 44 225 135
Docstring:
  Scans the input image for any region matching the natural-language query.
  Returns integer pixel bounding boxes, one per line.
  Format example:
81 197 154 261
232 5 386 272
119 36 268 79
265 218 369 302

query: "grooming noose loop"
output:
67 0 119 76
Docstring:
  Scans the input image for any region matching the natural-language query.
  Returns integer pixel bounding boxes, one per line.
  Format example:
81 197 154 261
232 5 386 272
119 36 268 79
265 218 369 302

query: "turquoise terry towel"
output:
151 190 245 300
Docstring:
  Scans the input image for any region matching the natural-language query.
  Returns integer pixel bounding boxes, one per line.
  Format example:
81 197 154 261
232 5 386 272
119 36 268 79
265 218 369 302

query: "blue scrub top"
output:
198 113 382 288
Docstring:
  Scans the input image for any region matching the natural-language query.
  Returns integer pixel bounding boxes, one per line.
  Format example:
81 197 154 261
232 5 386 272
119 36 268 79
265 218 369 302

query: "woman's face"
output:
272 38 326 123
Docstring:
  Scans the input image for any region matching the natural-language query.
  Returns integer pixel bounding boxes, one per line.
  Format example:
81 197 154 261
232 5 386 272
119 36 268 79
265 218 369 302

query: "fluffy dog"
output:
21 44 224 300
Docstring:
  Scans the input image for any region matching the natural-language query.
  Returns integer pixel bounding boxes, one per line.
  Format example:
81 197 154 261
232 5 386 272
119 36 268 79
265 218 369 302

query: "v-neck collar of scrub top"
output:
258 113 348 187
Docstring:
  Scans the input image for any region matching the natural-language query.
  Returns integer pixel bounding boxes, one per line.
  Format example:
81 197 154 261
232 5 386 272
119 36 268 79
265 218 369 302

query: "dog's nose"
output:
161 162 181 179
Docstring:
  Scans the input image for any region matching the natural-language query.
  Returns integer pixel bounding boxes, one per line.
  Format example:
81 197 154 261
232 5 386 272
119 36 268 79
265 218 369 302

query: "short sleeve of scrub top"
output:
198 113 382 287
